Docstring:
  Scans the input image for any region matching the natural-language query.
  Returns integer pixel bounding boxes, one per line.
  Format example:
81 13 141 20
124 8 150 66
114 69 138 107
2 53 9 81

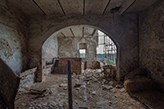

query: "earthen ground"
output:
15 69 146 109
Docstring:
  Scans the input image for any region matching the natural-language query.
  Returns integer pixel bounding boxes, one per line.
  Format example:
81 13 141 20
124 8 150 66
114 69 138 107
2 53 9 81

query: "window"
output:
79 49 86 58
97 30 117 65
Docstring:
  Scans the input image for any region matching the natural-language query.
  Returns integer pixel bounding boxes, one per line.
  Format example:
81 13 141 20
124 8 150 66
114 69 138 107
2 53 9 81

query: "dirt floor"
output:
15 69 146 109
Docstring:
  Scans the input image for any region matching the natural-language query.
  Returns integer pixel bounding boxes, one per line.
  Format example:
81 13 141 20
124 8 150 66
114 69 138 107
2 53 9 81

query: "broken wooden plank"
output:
0 58 20 109
19 67 37 78
28 89 47 95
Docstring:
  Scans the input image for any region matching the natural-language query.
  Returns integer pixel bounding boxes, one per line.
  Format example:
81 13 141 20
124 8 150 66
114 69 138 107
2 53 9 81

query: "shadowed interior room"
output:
0 0 164 108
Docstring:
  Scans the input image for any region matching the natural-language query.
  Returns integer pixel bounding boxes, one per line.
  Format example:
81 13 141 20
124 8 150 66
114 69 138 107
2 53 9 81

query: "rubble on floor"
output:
15 69 146 109
19 65 52 89
102 65 116 78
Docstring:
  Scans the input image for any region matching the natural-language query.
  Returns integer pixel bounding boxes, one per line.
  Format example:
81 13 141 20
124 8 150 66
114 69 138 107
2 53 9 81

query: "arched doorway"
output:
28 15 138 83
97 30 117 66
41 25 120 81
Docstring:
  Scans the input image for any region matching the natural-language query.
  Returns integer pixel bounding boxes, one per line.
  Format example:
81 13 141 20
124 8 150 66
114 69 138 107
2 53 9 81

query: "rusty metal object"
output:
0 58 20 109
67 60 73 109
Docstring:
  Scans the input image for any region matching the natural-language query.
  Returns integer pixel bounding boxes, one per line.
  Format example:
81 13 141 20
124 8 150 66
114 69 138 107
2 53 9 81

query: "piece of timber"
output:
19 67 37 78
0 58 20 109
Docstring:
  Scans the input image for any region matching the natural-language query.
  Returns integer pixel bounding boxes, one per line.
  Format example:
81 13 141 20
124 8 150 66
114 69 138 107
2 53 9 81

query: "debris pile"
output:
15 68 146 109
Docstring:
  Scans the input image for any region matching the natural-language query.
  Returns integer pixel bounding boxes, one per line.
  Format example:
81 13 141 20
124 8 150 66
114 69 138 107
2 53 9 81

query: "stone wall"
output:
58 36 98 61
42 36 58 64
0 1 28 74
28 13 139 81
139 0 164 91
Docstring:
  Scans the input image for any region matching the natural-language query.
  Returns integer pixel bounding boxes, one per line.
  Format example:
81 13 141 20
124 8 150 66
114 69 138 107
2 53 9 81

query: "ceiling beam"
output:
82 27 84 37
120 0 136 15
61 32 66 38
70 28 75 37
32 0 46 15
58 36 94 38
102 0 111 15
83 0 85 15
57 0 66 15
92 29 97 36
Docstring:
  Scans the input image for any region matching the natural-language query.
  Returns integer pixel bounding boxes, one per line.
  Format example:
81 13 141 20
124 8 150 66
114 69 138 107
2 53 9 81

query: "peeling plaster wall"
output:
42 36 58 63
0 1 28 74
139 0 164 91
58 36 98 61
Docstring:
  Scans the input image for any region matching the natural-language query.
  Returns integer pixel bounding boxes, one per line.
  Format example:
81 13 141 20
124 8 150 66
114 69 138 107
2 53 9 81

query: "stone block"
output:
124 76 156 92
124 68 147 81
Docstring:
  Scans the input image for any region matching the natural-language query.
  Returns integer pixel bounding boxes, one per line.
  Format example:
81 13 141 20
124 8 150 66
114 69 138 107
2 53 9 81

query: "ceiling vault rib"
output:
121 0 136 15
102 0 111 15
70 28 75 37
83 0 85 15
58 0 66 15
32 0 47 15
61 32 66 38
82 27 84 37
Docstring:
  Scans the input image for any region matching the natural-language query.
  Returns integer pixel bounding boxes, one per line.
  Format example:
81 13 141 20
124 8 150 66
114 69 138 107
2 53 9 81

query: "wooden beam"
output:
70 28 75 37
82 27 84 37
120 0 136 15
61 32 66 38
83 0 85 15
92 29 97 36
102 0 111 15
32 0 46 15
33 0 64 15
58 0 66 15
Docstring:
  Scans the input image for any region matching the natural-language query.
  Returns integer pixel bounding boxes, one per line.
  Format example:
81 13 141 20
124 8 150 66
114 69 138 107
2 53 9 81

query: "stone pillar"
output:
34 62 42 82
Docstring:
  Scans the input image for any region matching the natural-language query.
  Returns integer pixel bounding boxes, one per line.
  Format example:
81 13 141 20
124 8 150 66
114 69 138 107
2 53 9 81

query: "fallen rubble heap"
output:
15 68 146 109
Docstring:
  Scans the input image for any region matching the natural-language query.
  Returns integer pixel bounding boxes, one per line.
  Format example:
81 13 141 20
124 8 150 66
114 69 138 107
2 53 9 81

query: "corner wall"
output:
139 0 164 91
0 1 28 74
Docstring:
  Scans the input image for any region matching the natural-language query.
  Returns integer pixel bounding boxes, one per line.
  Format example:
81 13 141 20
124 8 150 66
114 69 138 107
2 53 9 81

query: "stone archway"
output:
28 14 139 82
41 25 120 81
